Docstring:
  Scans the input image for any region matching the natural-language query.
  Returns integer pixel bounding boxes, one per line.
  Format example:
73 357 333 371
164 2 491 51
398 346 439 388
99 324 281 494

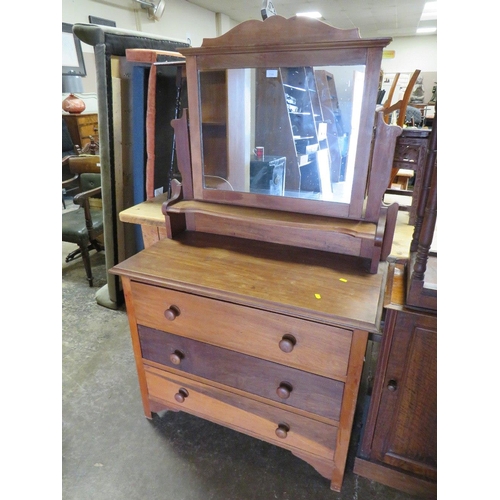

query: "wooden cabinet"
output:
355 113 437 497
112 232 387 492
389 128 431 225
62 113 98 149
354 274 437 497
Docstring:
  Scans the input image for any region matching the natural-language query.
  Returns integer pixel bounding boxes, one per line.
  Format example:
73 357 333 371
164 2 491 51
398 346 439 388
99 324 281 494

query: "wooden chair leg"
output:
79 244 94 287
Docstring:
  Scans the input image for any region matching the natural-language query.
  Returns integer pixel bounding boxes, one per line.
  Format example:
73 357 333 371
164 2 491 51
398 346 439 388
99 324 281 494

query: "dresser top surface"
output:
112 232 388 332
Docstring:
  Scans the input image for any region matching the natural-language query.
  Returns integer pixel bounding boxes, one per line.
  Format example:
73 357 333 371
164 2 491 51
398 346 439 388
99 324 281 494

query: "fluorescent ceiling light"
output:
296 12 322 19
417 27 437 34
417 2 437 34
420 2 437 21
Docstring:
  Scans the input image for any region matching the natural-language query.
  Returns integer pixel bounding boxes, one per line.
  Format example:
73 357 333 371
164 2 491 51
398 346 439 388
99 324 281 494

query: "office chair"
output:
62 173 104 287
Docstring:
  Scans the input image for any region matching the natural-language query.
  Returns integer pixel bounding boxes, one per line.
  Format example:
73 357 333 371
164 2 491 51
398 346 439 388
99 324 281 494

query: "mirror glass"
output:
198 64 366 204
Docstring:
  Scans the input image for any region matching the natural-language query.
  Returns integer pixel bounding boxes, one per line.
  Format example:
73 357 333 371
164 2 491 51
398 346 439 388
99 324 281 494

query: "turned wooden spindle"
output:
411 107 437 252
412 163 437 281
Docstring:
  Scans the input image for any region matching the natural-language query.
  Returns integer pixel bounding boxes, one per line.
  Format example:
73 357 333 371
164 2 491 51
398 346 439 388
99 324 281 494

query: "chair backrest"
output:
383 70 421 126
395 69 421 127
80 173 101 192
382 73 400 118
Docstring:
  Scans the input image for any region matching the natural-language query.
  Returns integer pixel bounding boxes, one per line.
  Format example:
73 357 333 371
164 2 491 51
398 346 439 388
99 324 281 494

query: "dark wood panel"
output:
371 311 437 480
354 458 437 499
139 325 344 421
358 306 437 488
390 128 430 225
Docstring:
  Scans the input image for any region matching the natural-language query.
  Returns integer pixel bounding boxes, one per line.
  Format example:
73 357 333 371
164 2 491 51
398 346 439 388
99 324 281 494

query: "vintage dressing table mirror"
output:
164 15 402 273
112 16 402 492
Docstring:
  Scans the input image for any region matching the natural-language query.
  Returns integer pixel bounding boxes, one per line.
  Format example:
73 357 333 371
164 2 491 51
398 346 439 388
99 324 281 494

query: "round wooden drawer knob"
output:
275 423 290 439
276 382 293 399
174 388 189 403
169 350 184 365
279 334 296 353
164 305 180 321
387 379 398 392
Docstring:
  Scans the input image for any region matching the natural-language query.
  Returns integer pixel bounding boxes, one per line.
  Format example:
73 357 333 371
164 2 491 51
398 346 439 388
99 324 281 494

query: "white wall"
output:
62 0 235 50
382 35 437 73
381 35 437 106
62 1 437 95
63 1 436 67
62 0 237 93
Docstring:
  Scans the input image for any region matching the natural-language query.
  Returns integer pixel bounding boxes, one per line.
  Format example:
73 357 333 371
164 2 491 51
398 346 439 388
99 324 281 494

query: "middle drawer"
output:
138 325 344 422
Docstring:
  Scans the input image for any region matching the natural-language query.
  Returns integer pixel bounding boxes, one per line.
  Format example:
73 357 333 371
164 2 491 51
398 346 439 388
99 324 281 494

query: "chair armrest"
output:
62 175 79 189
62 155 73 167
73 187 101 206
73 187 102 231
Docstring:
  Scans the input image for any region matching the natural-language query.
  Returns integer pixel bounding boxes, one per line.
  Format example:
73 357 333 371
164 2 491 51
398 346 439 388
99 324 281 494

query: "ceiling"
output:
185 0 437 38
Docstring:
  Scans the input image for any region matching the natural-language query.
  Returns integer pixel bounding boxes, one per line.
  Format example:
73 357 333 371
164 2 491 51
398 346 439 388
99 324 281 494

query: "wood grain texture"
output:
330 329 368 491
167 201 377 257
119 192 169 226
120 277 152 419
111 232 387 332
138 325 345 421
391 129 430 225
364 112 402 221
131 281 352 380
125 48 185 64
371 312 437 479
182 16 388 53
353 458 437 498
357 306 437 488
144 365 338 460
113 231 387 492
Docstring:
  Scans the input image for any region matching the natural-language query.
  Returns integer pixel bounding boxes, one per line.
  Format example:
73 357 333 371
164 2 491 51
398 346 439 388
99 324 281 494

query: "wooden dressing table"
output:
112 233 388 491
112 16 402 492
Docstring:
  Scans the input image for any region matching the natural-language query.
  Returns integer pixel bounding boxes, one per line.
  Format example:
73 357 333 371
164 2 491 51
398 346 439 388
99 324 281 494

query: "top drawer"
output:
130 281 352 381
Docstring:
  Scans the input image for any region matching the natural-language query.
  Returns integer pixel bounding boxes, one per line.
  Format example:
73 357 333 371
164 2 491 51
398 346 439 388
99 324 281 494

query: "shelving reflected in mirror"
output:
198 64 366 204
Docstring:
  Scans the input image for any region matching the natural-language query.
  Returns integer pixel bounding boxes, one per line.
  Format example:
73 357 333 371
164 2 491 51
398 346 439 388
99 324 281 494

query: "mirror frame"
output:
178 16 391 219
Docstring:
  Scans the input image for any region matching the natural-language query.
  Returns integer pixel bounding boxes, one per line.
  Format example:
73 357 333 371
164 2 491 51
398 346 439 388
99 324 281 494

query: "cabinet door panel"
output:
372 310 437 480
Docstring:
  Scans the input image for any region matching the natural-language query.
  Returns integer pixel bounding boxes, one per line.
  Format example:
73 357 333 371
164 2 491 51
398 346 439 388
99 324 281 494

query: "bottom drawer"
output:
145 365 337 460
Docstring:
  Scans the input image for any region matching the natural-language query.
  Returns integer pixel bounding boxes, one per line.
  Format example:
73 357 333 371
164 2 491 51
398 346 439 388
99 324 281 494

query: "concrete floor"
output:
62 208 423 500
